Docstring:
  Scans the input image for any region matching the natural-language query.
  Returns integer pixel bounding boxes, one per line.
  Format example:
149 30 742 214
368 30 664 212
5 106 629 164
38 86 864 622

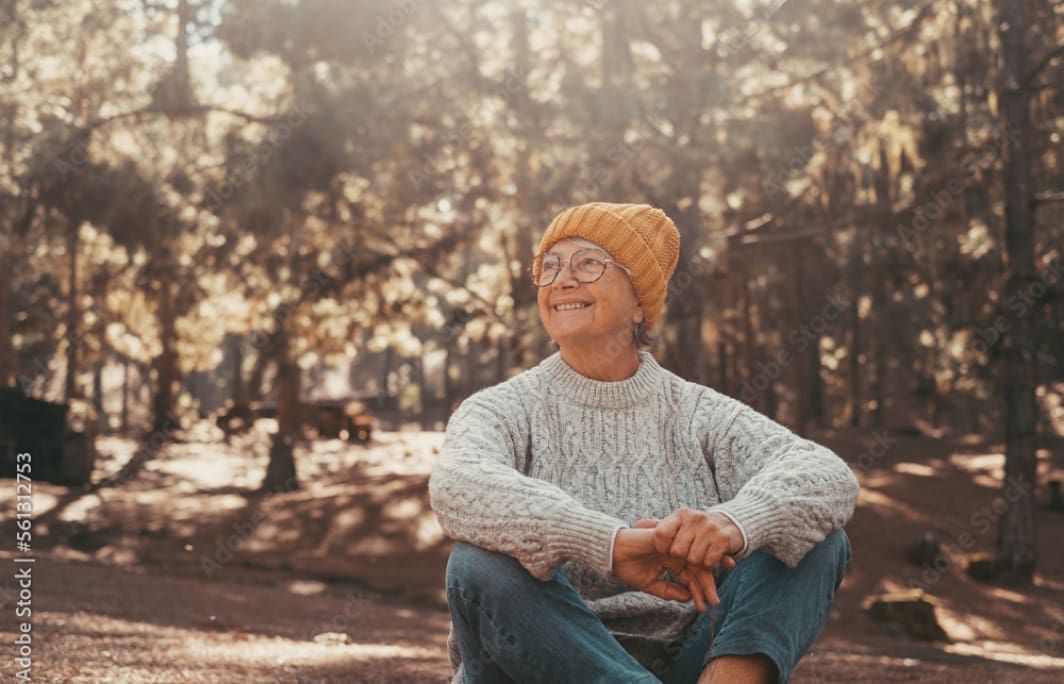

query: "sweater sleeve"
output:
693 387 860 567
428 380 627 581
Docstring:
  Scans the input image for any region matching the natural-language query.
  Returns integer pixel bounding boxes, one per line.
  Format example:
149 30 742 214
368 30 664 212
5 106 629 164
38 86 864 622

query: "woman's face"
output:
536 238 644 351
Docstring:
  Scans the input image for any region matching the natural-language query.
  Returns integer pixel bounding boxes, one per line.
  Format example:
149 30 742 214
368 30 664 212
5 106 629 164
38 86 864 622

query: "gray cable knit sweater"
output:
428 351 860 681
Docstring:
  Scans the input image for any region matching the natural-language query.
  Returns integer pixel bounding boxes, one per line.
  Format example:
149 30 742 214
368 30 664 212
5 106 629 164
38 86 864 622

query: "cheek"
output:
628 293 643 322
537 291 551 318
588 281 635 321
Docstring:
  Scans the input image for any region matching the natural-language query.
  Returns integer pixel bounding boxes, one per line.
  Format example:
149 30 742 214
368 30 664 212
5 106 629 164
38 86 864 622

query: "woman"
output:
429 202 859 683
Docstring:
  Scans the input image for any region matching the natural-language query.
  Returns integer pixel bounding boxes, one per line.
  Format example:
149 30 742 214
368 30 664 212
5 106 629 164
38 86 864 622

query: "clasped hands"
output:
611 508 744 613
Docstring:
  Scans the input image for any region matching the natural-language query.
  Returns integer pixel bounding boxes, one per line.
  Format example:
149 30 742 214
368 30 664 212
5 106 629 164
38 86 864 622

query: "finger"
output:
720 555 737 570
643 578 691 603
634 518 660 529
701 541 733 571
668 556 710 613
686 528 714 567
674 564 704 612
654 514 683 555
680 558 718 608
693 564 720 609
677 566 708 613
669 524 697 561
700 568 720 607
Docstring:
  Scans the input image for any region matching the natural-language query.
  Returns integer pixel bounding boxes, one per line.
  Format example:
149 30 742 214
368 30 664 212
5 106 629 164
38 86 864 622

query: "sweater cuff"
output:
606 523 627 573
549 508 629 579
708 488 782 558
712 509 749 557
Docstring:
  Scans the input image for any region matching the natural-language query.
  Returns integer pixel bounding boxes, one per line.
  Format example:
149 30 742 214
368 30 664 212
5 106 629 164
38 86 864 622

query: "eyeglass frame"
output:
529 247 632 288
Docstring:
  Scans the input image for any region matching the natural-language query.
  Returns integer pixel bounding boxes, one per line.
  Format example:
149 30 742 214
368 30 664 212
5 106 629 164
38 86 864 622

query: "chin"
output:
550 331 597 348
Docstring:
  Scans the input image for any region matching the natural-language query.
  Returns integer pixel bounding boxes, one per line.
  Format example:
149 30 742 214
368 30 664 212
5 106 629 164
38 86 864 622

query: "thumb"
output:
633 518 660 529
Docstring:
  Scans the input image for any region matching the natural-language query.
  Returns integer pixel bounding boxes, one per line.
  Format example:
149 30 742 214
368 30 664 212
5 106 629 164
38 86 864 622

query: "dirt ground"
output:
2 420 1063 683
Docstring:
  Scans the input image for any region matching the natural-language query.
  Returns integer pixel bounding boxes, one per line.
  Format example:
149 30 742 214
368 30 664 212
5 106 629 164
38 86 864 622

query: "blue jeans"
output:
445 530 851 684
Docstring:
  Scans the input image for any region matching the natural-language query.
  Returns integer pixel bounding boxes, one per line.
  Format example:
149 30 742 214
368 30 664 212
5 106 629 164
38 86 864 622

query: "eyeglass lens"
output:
534 249 610 286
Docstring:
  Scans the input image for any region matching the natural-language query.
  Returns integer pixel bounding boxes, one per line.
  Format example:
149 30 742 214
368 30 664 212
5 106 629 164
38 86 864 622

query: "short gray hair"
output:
634 320 655 350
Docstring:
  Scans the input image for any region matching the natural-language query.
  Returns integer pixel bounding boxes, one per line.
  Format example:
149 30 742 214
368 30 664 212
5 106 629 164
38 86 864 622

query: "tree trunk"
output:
92 358 104 431
465 337 478 392
64 221 79 400
505 9 541 373
762 352 778 421
808 338 825 427
730 342 742 400
871 332 886 428
262 329 300 493
714 271 732 396
381 345 394 397
664 183 706 383
716 340 729 396
0 247 14 387
246 341 270 405
792 246 808 436
495 336 509 384
230 334 246 406
994 0 1037 582
443 334 458 408
121 357 130 433
739 252 756 408
846 260 863 427
416 354 430 430
152 281 178 433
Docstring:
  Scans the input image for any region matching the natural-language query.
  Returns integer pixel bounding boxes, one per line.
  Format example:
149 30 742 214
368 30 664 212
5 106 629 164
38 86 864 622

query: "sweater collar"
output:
539 351 662 409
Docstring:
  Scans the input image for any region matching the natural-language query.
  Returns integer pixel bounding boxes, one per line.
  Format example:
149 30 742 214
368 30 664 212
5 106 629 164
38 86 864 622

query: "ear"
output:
632 302 645 324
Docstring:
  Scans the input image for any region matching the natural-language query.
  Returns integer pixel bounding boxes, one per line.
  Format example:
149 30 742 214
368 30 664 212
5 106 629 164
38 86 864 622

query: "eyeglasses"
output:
530 248 630 287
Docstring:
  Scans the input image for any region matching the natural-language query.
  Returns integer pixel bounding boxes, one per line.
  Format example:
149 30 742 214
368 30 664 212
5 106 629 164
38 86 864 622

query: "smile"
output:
553 302 592 312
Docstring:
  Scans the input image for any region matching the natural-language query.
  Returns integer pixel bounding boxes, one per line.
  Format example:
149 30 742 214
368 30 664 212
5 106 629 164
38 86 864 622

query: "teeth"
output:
554 302 591 311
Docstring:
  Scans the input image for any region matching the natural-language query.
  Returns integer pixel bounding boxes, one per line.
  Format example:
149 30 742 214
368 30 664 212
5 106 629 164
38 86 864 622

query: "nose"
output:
551 257 580 288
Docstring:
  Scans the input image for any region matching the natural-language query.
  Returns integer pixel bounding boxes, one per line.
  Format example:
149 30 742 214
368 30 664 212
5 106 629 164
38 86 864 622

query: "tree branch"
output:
1034 190 1064 206
74 103 283 138
736 1 937 105
374 230 506 320
1024 44 1064 86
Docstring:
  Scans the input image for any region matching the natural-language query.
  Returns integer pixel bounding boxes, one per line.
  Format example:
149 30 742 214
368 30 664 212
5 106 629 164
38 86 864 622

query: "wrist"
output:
709 511 746 555
611 527 651 568
607 523 627 573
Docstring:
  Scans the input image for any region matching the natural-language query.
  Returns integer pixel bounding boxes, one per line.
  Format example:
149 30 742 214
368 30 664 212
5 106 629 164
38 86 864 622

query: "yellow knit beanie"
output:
535 202 681 330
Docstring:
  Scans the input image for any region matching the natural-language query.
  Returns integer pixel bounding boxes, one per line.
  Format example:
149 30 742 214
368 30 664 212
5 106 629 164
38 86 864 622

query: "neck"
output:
558 344 640 381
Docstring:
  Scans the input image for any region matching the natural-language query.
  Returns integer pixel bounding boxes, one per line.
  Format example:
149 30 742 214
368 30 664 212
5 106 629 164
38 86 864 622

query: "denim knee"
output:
814 528 852 590
445 541 529 599
706 528 853 683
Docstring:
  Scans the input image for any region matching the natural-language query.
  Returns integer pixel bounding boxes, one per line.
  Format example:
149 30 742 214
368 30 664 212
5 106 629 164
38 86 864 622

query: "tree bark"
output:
121 357 130 433
871 331 886 428
92 358 104 431
0 247 14 387
64 221 79 399
229 334 246 407
495 335 509 384
262 328 300 493
443 334 457 408
995 0 1037 582
807 337 825 427
716 340 729 396
665 191 706 383
792 246 808 435
505 9 540 373
848 282 862 428
738 251 756 408
151 280 178 433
